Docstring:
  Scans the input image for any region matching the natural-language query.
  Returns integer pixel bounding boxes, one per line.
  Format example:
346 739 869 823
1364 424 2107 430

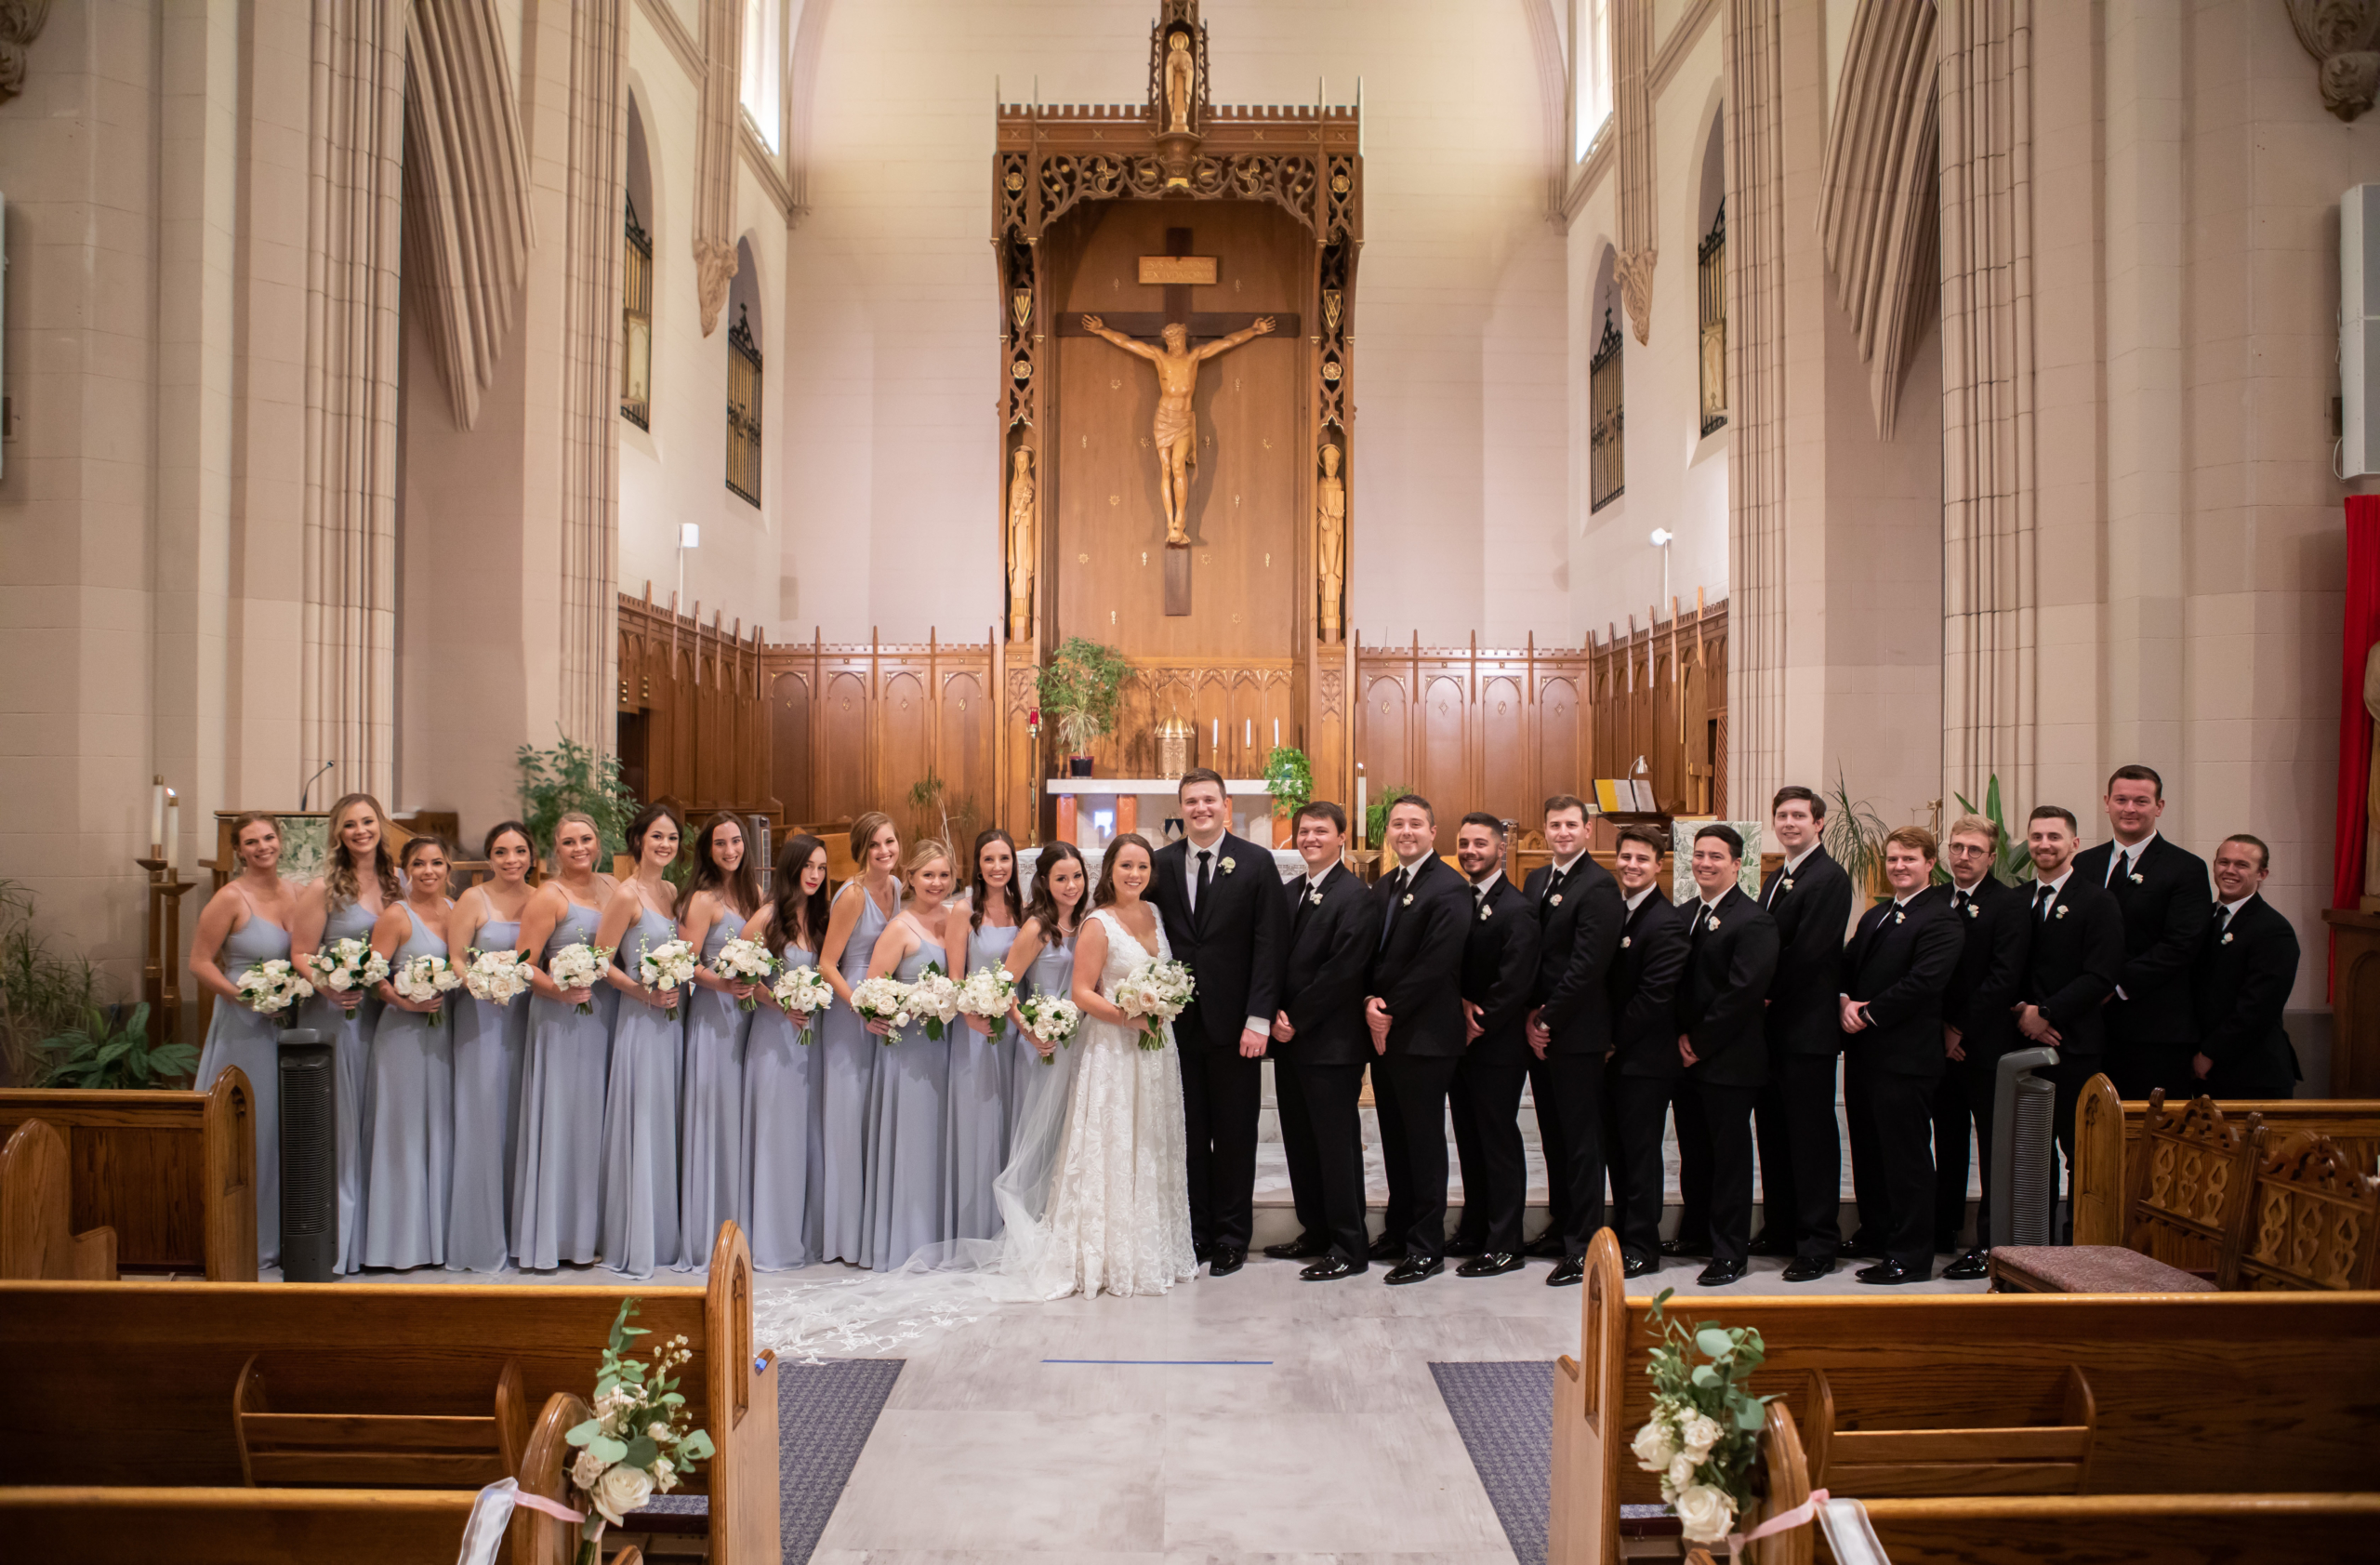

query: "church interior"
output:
5 0 2380 1560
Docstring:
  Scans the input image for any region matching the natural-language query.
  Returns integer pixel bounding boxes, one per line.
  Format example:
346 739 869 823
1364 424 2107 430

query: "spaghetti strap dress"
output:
743 936 824 1269
513 899 613 1268
447 914 528 1272
299 896 382 1275
948 920 1019 1241
1012 928 1081 1153
194 901 292 1267
601 903 685 1279
361 904 453 1268
859 914 950 1269
817 885 890 1264
678 913 751 1269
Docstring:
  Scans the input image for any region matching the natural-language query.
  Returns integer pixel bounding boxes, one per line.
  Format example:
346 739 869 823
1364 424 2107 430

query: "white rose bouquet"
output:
904 962 961 1041
1017 992 1081 1062
546 941 613 1015
711 936 780 1012
769 964 835 1042
850 975 914 1043
389 952 463 1028
1110 956 1197 1052
636 936 699 1021
463 947 532 1006
303 937 390 1018
955 963 1019 1039
564 1297 715 1564
1632 1289 1774 1545
235 958 314 1018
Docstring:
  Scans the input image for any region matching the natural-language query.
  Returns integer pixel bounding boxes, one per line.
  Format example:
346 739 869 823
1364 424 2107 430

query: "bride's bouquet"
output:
546 941 612 1015
770 964 835 1042
235 958 313 1018
711 936 780 1011
390 952 463 1027
462 947 532 1006
637 936 699 1021
1017 992 1081 1063
955 964 1019 1040
850 975 914 1043
1111 958 1197 1052
304 937 389 1018
905 962 961 1041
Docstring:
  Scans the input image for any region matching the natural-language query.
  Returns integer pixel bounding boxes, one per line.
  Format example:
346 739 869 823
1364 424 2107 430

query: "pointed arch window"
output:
622 197 654 430
1699 201 1726 436
1590 308 1625 511
727 302 762 506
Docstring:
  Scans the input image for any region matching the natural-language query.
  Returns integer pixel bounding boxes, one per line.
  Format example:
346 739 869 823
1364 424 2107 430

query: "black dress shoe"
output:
1547 1254 1587 1286
1444 1231 1487 1259
1524 1230 1567 1259
1659 1236 1709 1258
1780 1255 1836 1283
1207 1247 1246 1277
1942 1248 1990 1280
1263 1235 1329 1261
1300 1255 1364 1281
1745 1230 1794 1258
1368 1234 1408 1263
1195 1241 1216 1264
1696 1258 1748 1286
1383 1255 1444 1285
1837 1236 1886 1261
1621 1253 1660 1280
1856 1259 1927 1285
1458 1251 1525 1279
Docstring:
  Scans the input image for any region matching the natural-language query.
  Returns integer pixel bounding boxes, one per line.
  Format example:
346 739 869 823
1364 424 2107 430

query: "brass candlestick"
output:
135 856 199 1047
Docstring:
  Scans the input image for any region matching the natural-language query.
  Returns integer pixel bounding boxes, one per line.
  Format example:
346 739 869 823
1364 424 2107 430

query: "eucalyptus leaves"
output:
1632 1289 1775 1545
564 1298 715 1559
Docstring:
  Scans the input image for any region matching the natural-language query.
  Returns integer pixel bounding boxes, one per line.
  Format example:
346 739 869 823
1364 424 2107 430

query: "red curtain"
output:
2332 498 2380 915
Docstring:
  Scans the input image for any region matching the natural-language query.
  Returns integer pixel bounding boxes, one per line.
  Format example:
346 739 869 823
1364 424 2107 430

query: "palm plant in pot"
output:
1038 637 1130 777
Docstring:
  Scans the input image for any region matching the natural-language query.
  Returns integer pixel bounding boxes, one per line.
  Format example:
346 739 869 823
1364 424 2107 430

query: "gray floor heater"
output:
1989 1045 2062 1248
277 1028 337 1281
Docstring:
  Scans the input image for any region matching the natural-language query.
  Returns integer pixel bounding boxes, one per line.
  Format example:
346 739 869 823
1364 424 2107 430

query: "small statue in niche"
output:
1006 446 1037 643
1316 441 1345 643
1164 32 1195 133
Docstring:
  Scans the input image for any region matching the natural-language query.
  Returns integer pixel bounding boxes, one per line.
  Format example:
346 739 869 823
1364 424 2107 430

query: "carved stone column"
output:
559 0 628 746
694 0 743 335
1615 0 1658 344
301 0 409 801
1937 0 2037 808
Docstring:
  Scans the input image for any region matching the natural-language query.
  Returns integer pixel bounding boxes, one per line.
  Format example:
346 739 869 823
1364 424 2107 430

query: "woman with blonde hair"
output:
858 838 958 1269
813 811 901 1264
512 811 616 1269
594 803 689 1278
360 835 456 1269
190 812 299 1267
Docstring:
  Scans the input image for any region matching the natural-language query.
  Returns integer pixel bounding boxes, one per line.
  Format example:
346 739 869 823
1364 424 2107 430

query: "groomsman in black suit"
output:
1363 795 1472 1283
1150 767 1288 1277
1264 801 1382 1280
1445 813 1541 1278
2014 805 2126 1184
1935 814 2033 1280
1605 825 1691 1278
1837 827 1965 1285
1673 825 1778 1286
1522 794 1628 1284
2069 765 2212 1098
1751 786 1855 1276
2191 834 2304 1099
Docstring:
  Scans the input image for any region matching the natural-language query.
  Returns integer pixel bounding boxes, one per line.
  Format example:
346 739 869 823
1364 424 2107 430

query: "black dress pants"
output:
2107 1036 2198 1101
1844 1052 1887 1246
1374 1052 1462 1261
1542 1050 1610 1257
1611 1072 1674 1261
1678 1075 1759 1265
1863 1066 1941 1271
1755 1053 1843 1259
1180 1041 1263 1253
1448 1053 1528 1253
1273 1054 1324 1247
1602 1054 1631 1223
1931 1054 1980 1248
1280 1058 1369 1265
1528 1050 1567 1240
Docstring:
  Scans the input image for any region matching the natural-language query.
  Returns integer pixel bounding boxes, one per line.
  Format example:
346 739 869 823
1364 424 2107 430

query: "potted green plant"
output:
1038 637 1130 777
1263 745 1313 846
516 732 640 861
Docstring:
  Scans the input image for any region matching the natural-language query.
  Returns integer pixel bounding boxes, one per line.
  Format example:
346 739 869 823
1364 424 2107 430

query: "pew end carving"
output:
0 1117 117 1280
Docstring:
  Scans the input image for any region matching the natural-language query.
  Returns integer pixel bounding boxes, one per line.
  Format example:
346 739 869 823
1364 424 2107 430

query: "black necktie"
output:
1540 867 1565 908
1195 849 1213 913
1380 868 1408 951
1290 876 1316 941
2217 904 2234 933
2034 883 2055 922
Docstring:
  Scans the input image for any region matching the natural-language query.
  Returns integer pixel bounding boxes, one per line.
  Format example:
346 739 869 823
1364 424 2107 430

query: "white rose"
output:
648 1421 671 1441
1672 1482 1737 1545
1678 1412 1723 1460
1631 1416 1679 1472
653 1456 676 1491
1667 1452 1698 1493
570 1448 607 1490
590 1462 654 1525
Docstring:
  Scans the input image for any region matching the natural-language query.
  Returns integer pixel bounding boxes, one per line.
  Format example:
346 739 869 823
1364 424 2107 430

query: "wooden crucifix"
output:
1069 227 1297 615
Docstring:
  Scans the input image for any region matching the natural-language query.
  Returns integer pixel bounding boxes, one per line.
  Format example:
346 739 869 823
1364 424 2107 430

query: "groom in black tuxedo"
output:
1151 767 1287 1277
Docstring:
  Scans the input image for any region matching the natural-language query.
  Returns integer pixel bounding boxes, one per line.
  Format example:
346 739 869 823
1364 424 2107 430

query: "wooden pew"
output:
0 1220 780 1565
1545 1230 2380 1565
0 1117 117 1279
2218 1127 2380 1292
2072 1073 2380 1249
0 1067 257 1279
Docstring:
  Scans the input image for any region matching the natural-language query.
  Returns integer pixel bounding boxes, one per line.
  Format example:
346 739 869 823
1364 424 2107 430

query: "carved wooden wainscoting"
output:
615 590 779 826
1584 598 1729 819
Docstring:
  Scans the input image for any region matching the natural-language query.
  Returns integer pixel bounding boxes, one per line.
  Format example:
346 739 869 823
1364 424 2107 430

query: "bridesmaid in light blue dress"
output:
677 814 764 1271
512 813 616 1270
816 813 903 1266
188 813 302 1269
1005 841 1090 1155
360 838 456 1269
445 821 536 1273
597 804 687 1280
945 829 1023 1242
291 792 399 1276
741 833 832 1270
858 840 957 1270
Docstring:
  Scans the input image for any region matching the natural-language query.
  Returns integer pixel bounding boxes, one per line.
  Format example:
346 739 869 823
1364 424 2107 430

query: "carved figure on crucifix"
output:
1006 446 1037 643
1164 33 1196 132
1080 312 1275 547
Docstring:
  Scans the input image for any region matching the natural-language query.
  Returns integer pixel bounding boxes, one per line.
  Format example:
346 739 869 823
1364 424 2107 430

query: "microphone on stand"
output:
299 761 336 813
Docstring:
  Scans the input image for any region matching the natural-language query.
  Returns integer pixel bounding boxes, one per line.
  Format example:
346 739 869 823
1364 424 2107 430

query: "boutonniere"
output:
1478 904 1493 922
1550 893 1564 907
1780 878 1795 894
1222 856 1236 874
1707 915 1722 932
1965 902 1980 918
2056 904 2071 920
1307 888 1323 905
1620 935 1633 948
2221 931 2235 945
2129 871 2145 885
1894 910 1906 924
1402 892 1415 907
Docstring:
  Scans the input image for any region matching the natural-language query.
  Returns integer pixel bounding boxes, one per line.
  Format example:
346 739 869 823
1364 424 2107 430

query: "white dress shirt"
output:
2103 831 2159 885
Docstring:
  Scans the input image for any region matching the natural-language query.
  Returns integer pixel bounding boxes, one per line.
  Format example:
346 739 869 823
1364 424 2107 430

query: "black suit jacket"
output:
1274 861 1381 1068
1460 872 1541 1069
1676 886 1779 1089
1609 890 1692 1080
2192 895 2300 1078
1364 854 1471 1059
1841 885 1966 1078
1522 855 1626 1055
1758 845 1855 1057
2071 835 2213 1046
2019 875 2126 1057
1152 830 1288 1054
1941 875 2031 1061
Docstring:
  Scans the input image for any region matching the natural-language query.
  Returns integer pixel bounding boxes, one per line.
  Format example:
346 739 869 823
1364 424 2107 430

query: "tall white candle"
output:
1355 776 1367 844
151 779 165 853
165 791 180 867
1211 719 1219 752
1243 719 1251 750
1273 719 1280 749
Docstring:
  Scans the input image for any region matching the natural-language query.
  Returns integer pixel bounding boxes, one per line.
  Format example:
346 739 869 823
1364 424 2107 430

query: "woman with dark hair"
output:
360 836 456 1268
859 839 958 1269
1002 841 1087 1153
190 812 298 1267
814 811 901 1264
513 811 615 1269
944 829 1024 1240
291 791 403 1274
739 833 831 1269
594 802 686 1278
446 820 536 1272
678 813 764 1268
